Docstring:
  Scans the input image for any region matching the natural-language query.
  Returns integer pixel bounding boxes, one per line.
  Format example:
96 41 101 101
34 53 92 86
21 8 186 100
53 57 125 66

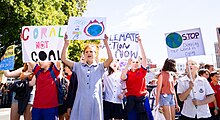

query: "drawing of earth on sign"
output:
166 32 183 48
84 19 105 37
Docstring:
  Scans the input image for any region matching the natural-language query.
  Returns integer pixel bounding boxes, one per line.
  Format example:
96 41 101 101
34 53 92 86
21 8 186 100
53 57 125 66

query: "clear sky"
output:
83 0 220 67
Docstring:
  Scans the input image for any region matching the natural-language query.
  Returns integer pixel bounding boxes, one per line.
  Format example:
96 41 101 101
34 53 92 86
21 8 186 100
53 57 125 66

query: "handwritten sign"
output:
99 31 139 59
165 28 205 59
0 45 15 70
21 26 67 62
67 17 106 40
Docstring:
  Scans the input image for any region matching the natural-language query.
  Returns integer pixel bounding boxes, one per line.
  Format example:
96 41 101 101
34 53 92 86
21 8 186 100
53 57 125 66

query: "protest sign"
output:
21 26 67 62
0 45 15 70
165 28 205 59
99 31 139 60
67 17 106 40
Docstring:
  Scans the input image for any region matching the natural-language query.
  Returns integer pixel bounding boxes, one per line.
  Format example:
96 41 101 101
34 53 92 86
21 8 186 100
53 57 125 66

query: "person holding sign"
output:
4 63 35 120
120 36 153 120
28 61 61 120
155 58 180 120
177 60 215 120
61 34 113 120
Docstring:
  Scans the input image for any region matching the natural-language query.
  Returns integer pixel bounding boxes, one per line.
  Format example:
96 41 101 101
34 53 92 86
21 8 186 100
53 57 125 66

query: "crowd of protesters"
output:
0 82 12 108
2 33 220 120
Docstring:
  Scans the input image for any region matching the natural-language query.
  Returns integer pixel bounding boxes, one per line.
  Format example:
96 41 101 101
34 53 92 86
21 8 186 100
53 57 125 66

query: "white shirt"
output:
103 71 124 104
177 75 214 118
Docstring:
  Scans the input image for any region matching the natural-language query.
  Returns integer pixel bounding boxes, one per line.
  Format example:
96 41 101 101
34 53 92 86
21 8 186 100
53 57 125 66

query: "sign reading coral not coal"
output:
0 45 15 70
165 28 205 59
21 26 67 62
99 31 139 59
67 17 106 40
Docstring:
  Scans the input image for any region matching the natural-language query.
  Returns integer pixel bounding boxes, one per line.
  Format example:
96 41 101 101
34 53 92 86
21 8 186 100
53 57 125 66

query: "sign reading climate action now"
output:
99 31 139 59
165 28 205 59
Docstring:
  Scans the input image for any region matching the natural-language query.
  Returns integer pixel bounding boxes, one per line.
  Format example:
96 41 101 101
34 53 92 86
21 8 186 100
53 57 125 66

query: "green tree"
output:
68 40 100 62
0 0 88 69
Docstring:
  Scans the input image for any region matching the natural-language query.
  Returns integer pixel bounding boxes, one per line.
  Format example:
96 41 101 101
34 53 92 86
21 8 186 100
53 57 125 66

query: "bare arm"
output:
213 98 219 115
155 74 162 106
28 62 37 70
55 61 61 70
138 36 147 68
178 80 194 101
29 76 36 86
103 34 113 68
120 58 132 80
4 68 23 77
61 34 74 69
192 94 215 106
213 97 218 108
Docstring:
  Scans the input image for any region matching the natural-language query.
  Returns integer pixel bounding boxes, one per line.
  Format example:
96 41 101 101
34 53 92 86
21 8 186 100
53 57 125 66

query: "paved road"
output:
0 108 24 120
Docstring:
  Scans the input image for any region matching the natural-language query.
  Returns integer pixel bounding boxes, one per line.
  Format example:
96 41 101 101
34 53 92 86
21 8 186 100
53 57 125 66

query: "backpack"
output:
36 69 64 106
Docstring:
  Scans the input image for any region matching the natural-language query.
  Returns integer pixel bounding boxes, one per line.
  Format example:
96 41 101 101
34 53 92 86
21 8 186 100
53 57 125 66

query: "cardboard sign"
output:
67 17 106 40
99 31 139 59
165 28 205 59
21 26 67 62
0 45 15 70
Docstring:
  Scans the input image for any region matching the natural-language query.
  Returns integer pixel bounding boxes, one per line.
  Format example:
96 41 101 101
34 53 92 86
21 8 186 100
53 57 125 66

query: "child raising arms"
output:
61 34 113 120
28 61 61 120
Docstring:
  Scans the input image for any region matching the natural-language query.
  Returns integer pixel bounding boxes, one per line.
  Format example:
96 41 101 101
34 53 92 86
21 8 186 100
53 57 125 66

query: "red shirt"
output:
209 82 220 108
33 64 60 108
159 71 175 94
125 66 147 97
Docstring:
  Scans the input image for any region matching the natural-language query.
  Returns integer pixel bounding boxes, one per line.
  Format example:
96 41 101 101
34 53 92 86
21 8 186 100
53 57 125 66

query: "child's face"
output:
202 72 209 79
84 47 96 62
131 59 140 70
110 59 119 70
186 60 198 73
211 74 218 82
39 62 51 69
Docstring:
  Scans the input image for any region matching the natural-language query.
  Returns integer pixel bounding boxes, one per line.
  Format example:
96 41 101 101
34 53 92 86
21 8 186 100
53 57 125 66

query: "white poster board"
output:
99 31 139 59
165 28 205 59
67 17 106 40
21 26 67 62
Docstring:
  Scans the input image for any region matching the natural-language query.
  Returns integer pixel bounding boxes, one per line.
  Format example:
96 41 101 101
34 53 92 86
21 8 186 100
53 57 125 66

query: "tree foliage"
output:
68 40 100 62
0 0 88 69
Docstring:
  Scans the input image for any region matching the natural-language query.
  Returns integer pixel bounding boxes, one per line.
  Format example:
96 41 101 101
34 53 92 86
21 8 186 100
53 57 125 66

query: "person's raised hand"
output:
103 34 108 43
64 33 69 46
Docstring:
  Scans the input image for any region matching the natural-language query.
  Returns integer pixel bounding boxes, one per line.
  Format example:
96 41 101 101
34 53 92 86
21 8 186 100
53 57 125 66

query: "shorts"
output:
103 100 124 119
159 94 175 106
58 100 67 115
32 107 58 120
